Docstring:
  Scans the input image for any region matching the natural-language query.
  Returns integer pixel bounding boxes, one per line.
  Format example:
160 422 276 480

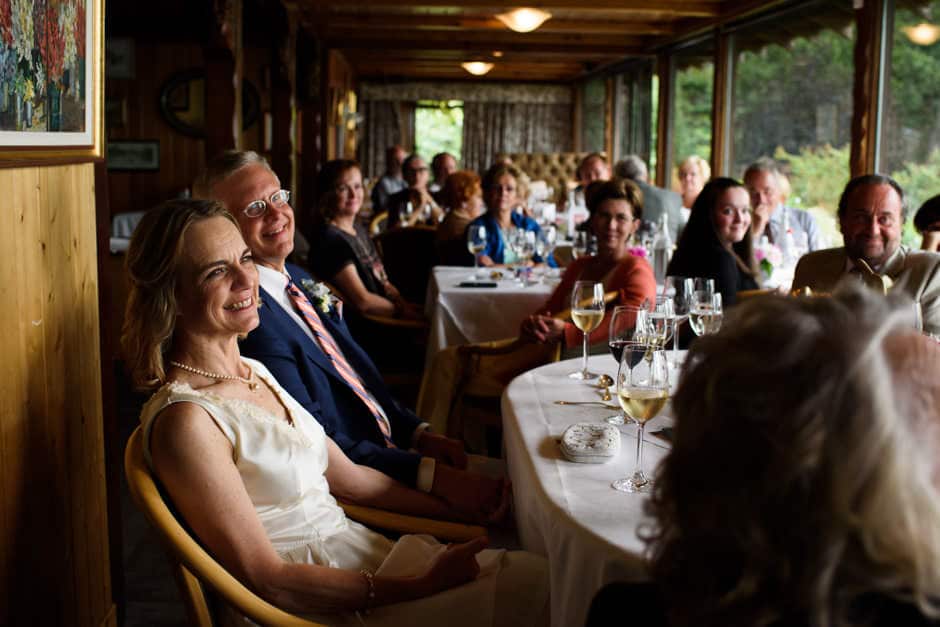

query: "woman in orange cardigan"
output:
521 177 657 349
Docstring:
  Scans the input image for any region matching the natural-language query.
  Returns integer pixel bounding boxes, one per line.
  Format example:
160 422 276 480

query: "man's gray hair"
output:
614 155 648 183
192 150 276 199
743 157 784 186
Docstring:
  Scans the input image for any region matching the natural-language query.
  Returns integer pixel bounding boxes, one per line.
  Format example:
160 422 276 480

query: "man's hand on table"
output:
418 431 468 469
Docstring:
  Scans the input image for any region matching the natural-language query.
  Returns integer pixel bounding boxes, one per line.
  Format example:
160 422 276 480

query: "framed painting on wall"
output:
0 0 104 166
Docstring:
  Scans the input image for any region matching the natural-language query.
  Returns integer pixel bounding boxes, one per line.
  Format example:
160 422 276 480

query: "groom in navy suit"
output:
194 150 506 522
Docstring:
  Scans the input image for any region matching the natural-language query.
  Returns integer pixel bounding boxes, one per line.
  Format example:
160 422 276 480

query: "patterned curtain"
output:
461 102 573 174
357 101 416 180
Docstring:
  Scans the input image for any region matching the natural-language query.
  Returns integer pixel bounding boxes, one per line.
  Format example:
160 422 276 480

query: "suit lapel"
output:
258 285 339 379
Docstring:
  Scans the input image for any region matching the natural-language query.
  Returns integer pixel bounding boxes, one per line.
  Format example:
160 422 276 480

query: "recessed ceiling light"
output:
461 61 495 76
904 22 940 46
495 8 552 33
493 50 504 58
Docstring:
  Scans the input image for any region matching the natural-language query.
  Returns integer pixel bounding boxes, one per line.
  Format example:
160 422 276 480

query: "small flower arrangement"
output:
754 241 783 280
301 278 335 313
628 246 648 259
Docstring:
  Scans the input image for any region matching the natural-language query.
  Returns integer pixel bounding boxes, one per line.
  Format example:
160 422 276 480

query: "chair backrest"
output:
369 211 388 236
374 226 438 304
124 427 324 627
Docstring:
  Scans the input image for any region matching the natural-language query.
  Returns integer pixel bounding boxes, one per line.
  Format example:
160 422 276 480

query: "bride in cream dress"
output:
125 199 549 626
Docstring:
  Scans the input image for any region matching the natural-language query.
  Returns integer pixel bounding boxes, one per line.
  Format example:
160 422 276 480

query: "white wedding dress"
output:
139 358 549 627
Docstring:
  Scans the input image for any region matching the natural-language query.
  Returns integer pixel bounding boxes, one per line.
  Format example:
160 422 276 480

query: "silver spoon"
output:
554 400 620 409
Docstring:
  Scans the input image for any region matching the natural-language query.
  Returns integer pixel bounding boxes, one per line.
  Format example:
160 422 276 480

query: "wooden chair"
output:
444 290 619 454
125 427 484 627
736 288 774 302
369 211 388 236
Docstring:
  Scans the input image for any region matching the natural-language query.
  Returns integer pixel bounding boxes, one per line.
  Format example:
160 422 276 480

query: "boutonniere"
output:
300 278 335 313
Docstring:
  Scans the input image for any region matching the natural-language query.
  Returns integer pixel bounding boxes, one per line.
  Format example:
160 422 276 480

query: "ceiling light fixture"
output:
904 22 940 46
495 8 552 33
461 61 495 76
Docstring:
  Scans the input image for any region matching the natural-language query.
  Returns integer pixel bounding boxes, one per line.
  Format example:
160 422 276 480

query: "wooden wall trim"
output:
710 30 734 177
851 0 889 177
654 53 673 186
604 77 615 161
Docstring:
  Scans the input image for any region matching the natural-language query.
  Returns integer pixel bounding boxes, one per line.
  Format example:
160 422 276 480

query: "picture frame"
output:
106 140 160 171
0 0 104 166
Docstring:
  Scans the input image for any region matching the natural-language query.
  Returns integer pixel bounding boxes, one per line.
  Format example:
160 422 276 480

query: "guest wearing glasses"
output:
124 198 549 627
192 151 507 520
588 285 940 627
520 177 656 348
387 154 444 229
471 162 542 267
667 177 759 306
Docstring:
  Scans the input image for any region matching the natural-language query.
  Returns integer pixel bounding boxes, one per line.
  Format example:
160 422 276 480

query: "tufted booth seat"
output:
496 152 597 204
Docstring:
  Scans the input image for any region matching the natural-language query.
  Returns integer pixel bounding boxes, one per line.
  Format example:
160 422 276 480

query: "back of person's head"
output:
613 155 648 183
914 194 940 234
122 199 237 390
192 150 273 199
646 285 940 626
584 177 644 222
481 162 529 207
441 170 481 211
314 159 360 222
838 173 907 221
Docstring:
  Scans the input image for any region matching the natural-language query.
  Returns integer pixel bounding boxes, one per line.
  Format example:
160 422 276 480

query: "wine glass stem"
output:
473 254 479 276
672 320 679 362
581 331 589 377
634 422 646 477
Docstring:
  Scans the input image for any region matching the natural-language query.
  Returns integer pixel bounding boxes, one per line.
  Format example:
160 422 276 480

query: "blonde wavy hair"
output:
121 199 238 390
645 284 940 626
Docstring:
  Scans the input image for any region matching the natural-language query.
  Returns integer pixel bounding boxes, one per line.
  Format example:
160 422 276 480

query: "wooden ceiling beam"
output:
300 0 721 17
323 29 644 52
316 15 676 36
341 49 625 61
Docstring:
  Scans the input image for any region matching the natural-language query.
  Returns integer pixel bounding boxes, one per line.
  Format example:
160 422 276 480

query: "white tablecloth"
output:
424 266 555 361
501 354 675 627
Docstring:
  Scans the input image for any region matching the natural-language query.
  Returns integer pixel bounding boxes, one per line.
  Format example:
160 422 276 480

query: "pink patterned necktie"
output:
285 280 394 447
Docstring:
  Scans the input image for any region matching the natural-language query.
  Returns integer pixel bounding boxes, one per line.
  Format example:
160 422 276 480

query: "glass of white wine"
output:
569 280 605 380
466 225 487 279
612 342 669 493
646 296 675 349
606 305 649 425
689 291 723 336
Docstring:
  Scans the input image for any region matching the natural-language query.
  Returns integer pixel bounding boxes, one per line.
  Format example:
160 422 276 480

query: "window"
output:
612 62 655 172
731 1 855 247
414 100 464 164
671 41 714 187
881 0 940 245
581 78 607 154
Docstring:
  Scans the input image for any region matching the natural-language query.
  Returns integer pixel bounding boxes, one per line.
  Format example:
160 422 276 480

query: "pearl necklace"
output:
169 360 259 391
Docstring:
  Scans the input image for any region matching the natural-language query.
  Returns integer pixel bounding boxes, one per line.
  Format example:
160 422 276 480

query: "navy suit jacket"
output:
239 263 424 486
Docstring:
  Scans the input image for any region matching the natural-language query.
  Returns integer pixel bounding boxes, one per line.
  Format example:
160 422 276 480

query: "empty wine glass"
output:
572 230 596 260
606 305 649 425
664 276 693 366
612 342 669 493
569 280 605 380
689 291 723 336
646 296 675 350
466 225 487 279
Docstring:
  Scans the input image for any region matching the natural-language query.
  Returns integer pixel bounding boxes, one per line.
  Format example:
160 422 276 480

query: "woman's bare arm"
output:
149 403 481 615
331 264 398 317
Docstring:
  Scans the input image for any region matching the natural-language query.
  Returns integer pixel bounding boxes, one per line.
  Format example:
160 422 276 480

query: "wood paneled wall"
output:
0 164 115 627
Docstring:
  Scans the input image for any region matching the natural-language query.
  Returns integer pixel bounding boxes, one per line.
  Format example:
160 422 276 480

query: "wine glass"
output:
689 291 723 336
914 299 924 332
612 342 669 493
664 276 693 366
536 225 557 263
572 230 596 260
606 305 649 425
466 225 487 279
569 280 605 380
646 296 675 350
403 200 415 224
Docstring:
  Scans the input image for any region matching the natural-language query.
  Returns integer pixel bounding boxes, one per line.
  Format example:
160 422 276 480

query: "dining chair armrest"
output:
337 501 486 542
456 337 528 357
360 312 430 329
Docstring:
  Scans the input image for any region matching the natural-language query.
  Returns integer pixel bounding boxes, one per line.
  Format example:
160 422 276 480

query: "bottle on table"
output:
652 213 674 285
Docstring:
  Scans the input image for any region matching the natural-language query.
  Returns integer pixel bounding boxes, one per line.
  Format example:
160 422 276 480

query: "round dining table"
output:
501 353 677 627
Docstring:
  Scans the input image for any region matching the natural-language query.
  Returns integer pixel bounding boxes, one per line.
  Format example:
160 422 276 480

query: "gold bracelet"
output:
359 569 376 615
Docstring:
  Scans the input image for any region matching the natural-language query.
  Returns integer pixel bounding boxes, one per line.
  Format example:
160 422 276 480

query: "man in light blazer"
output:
792 174 940 334
193 150 507 523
